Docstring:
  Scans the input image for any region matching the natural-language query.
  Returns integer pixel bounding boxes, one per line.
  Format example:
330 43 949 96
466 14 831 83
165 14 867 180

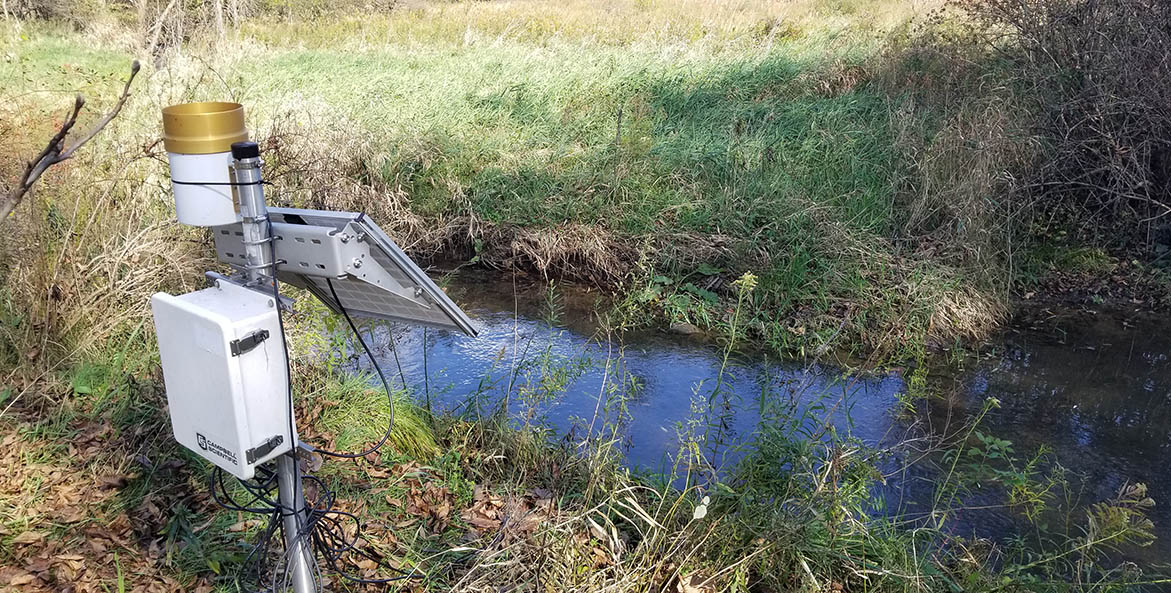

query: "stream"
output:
344 276 1171 566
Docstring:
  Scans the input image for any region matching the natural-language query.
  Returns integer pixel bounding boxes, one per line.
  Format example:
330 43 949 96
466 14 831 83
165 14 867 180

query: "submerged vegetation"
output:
2 0 1170 590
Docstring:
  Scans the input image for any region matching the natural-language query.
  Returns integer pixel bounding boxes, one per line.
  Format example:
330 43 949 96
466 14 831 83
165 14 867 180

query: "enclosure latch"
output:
246 435 285 464
230 329 270 357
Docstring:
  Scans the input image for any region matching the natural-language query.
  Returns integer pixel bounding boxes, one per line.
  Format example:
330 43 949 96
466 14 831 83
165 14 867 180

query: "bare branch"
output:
59 61 141 161
1 60 141 223
17 95 84 189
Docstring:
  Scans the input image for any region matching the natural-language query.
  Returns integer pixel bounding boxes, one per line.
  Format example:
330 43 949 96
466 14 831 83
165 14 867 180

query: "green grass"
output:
310 372 441 458
1 0 989 360
2 0 1168 589
272 33 986 354
0 289 1163 592
1046 246 1118 276
0 30 128 94
232 36 894 235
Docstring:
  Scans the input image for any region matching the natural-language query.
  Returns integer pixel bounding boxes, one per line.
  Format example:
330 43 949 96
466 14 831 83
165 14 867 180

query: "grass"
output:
3 291 1163 591
303 371 440 458
247 0 929 48
2 0 1006 365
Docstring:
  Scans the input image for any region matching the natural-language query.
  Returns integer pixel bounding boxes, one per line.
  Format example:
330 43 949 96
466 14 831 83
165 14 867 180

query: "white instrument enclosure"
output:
151 280 293 479
166 151 240 226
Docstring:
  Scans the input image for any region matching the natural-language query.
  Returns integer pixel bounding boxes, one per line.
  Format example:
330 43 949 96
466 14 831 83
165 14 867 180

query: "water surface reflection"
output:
346 281 1170 563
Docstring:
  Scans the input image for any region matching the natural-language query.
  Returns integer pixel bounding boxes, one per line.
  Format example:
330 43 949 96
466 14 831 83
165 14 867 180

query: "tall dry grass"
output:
2 6 1168 590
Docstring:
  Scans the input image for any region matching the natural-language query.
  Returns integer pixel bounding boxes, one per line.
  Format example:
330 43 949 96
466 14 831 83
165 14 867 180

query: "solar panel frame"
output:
213 207 477 337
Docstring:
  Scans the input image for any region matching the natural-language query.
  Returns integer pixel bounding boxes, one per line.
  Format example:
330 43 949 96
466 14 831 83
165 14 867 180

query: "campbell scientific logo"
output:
194 432 238 465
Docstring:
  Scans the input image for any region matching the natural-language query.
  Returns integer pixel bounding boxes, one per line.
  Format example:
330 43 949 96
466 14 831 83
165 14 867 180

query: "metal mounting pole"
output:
231 142 318 593
231 147 275 288
275 453 315 592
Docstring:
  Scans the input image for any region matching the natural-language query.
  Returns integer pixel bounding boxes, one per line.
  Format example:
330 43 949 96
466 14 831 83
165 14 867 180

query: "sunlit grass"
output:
312 372 440 458
0 1 1163 590
1 0 990 362
247 0 939 50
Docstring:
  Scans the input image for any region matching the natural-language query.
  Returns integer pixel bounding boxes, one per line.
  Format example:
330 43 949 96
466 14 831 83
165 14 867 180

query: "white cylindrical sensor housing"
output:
167 151 238 226
161 102 250 227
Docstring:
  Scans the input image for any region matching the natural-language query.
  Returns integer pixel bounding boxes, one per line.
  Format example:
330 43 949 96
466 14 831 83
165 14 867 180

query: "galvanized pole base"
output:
276 452 317 593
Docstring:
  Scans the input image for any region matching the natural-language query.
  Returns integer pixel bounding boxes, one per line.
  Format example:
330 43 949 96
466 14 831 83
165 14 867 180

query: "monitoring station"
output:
150 101 477 592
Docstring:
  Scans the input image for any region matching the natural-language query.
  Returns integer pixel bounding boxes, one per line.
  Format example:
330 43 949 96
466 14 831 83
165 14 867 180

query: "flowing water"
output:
345 277 1171 564
923 309 1171 564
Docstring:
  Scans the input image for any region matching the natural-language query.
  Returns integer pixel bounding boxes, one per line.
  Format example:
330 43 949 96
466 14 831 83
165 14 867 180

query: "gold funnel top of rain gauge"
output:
161 101 249 154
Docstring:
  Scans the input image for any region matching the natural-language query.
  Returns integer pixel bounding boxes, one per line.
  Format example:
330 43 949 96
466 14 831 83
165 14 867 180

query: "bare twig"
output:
1 60 141 223
144 0 181 57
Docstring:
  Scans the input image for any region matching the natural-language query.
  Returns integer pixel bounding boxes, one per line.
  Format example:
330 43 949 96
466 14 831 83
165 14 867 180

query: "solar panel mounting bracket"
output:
211 207 476 337
215 220 429 308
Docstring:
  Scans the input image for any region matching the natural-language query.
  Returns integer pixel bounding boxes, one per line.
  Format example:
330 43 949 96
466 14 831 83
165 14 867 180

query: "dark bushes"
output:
959 0 1171 250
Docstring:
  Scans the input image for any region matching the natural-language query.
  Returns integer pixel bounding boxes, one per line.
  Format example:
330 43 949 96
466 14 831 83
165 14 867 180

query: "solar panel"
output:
212 208 477 337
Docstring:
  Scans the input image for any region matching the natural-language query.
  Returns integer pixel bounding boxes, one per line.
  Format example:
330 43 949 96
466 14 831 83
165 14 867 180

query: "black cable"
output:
259 183 320 591
209 467 279 514
263 220 298 464
308 505 414 585
388 326 408 392
310 277 396 459
423 327 432 416
170 179 274 186
194 215 408 590
255 217 412 585
211 412 465 590
293 472 415 585
241 509 281 590
199 191 448 587
265 219 308 543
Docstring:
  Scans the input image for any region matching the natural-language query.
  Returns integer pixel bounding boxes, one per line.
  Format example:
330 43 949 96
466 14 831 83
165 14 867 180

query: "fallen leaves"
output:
6 570 39 586
0 418 196 592
459 485 555 540
408 480 455 532
227 519 264 532
677 573 714 593
57 505 87 524
373 462 457 534
97 474 130 489
461 485 505 531
11 531 48 544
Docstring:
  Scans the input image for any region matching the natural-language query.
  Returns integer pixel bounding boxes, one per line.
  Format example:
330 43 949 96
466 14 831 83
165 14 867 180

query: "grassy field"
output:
2 0 1018 366
2 0 1168 590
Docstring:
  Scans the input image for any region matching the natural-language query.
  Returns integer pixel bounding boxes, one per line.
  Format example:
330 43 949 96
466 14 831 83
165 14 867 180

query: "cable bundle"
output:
209 464 415 590
206 264 416 589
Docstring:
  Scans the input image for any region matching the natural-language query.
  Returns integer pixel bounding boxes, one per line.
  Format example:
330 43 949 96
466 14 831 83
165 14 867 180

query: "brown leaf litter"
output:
1 417 213 592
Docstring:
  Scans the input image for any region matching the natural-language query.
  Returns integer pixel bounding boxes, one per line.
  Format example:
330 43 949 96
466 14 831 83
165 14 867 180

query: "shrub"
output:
958 0 1171 251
